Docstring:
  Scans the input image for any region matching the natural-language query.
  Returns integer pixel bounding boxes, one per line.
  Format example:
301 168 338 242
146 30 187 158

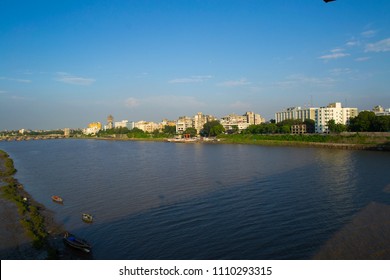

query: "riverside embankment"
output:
2 132 390 151
217 133 390 151
0 150 67 259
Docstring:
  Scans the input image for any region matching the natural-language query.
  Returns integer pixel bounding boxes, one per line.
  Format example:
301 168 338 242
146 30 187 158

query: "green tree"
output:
183 127 197 137
348 111 376 132
372 116 390 132
127 128 148 138
202 120 225 137
303 119 315 133
163 125 176 135
227 125 239 134
327 120 346 134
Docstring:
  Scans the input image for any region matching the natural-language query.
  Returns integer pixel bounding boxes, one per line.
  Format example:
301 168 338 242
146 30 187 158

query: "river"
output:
0 139 389 259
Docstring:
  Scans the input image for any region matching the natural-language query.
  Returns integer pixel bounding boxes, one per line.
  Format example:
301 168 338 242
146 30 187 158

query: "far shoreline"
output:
1 132 389 152
44 133 390 151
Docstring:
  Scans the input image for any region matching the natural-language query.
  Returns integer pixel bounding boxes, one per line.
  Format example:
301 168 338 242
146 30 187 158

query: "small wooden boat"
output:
82 213 93 223
51 195 63 203
63 232 92 253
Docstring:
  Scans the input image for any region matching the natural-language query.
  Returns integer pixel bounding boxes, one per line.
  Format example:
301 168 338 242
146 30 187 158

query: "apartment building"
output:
176 116 193 134
315 102 358 133
220 112 264 132
176 113 217 134
275 107 317 123
114 120 129 128
373 105 390 116
84 122 102 135
245 111 265 125
193 112 217 134
135 121 159 133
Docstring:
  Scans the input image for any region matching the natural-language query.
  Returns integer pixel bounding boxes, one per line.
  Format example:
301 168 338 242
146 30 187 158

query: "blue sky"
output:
1 0 390 130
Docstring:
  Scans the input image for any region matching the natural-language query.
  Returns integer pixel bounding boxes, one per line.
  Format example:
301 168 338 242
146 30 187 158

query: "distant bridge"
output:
0 135 67 142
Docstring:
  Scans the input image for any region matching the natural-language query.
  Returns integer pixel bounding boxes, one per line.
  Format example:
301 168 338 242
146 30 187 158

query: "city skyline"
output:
1 0 390 130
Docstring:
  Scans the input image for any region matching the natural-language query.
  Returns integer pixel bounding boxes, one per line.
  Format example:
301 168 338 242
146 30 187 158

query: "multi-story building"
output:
135 121 159 133
315 102 358 133
64 128 71 137
193 112 217 134
220 113 249 131
176 116 193 134
106 115 114 129
220 112 264 132
291 124 307 134
84 122 102 135
245 111 265 125
175 113 217 134
114 120 129 128
373 105 390 116
275 107 317 123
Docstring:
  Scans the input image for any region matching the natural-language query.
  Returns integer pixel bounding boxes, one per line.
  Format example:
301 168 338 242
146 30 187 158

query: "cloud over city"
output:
318 48 351 61
217 78 251 87
168 75 212 84
0 76 32 83
55 72 96 86
365 38 390 52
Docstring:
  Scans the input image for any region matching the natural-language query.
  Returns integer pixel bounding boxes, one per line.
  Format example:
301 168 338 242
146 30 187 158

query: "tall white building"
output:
176 113 217 134
275 107 317 123
114 120 129 128
315 102 358 133
176 116 193 134
193 112 217 134
135 121 159 133
245 111 265 125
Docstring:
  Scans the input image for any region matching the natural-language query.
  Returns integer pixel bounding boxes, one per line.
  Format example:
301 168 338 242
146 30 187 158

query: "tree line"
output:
243 112 389 135
91 111 389 139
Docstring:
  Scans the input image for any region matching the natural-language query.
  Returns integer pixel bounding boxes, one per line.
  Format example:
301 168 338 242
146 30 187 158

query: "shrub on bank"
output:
0 150 17 176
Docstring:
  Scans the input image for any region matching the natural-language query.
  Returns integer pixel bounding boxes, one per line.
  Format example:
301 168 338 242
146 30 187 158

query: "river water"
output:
0 139 389 259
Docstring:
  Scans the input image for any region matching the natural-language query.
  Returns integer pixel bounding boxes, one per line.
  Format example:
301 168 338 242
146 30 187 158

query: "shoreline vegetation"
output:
217 133 390 151
2 131 389 151
0 150 66 259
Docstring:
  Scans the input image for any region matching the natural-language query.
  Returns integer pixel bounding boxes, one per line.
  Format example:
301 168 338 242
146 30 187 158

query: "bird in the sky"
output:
324 0 336 3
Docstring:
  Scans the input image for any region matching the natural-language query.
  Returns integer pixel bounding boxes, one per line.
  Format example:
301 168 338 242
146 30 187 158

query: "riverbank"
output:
0 150 70 259
2 133 390 151
78 133 390 151
217 133 390 151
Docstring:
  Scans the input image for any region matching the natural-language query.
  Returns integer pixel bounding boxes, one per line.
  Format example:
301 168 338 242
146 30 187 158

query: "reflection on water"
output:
0 139 389 259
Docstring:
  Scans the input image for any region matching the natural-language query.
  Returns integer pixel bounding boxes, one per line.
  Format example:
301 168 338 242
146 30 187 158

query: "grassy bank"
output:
217 133 390 150
0 150 58 258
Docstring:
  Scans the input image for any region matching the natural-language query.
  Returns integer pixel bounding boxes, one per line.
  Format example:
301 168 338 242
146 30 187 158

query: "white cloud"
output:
229 101 251 109
330 48 345 53
124 95 205 110
318 52 350 60
346 40 360 47
355 57 371 62
361 30 377 38
0 76 31 83
55 72 95 85
365 38 390 52
329 68 353 76
125 97 140 108
169 75 212 84
274 74 336 88
217 78 251 87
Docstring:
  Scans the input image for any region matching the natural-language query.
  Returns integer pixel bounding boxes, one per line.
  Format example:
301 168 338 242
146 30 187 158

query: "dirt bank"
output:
0 151 80 259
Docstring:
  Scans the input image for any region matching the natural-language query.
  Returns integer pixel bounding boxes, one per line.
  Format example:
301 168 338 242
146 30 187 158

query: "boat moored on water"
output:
63 232 92 253
82 213 93 223
51 195 63 203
